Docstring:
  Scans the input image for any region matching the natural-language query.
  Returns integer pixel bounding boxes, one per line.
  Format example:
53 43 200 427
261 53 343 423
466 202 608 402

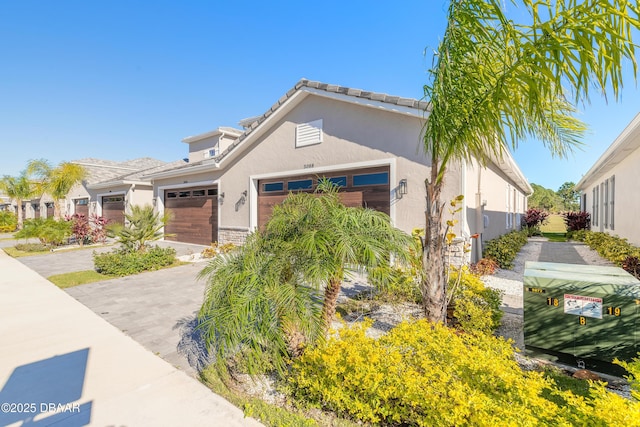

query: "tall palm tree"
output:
0 173 36 230
27 159 87 219
421 0 639 322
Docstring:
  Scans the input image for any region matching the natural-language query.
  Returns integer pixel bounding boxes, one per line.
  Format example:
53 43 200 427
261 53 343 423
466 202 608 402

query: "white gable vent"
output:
296 119 323 147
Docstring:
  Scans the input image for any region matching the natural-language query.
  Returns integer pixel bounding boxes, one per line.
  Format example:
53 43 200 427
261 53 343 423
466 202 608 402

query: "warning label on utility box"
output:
564 294 603 319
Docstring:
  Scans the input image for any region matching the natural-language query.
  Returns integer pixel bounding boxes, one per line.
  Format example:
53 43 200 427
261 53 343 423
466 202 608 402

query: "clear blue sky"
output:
1 1 639 192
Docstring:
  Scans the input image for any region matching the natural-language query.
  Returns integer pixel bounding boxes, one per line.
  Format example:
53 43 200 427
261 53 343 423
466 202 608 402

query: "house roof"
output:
88 159 188 190
72 157 166 186
142 78 530 195
144 79 430 180
575 112 640 191
182 127 243 144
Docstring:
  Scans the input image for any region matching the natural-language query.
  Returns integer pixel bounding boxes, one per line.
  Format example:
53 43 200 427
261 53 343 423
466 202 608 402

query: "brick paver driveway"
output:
10 239 212 377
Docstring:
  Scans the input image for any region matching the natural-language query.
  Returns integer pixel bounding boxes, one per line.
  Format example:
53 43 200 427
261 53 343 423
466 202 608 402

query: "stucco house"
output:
17 157 185 224
576 112 640 246
145 79 532 262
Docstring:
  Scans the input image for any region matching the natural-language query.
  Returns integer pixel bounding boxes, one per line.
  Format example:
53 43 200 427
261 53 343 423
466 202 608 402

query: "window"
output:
610 175 615 230
76 199 88 205
327 176 347 187
167 192 178 199
353 172 389 186
204 148 217 158
593 186 599 226
287 179 313 191
263 182 284 192
178 191 190 198
192 189 206 197
296 119 323 147
208 189 218 196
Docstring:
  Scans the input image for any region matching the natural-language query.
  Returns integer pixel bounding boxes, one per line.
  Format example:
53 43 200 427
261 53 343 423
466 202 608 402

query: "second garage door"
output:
164 186 218 245
102 196 125 225
258 166 390 229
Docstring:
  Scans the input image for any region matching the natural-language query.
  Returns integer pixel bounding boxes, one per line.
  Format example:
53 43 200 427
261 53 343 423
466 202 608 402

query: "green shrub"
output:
14 243 49 252
448 268 503 334
14 218 72 247
93 245 176 276
482 230 528 269
569 231 640 278
0 210 17 232
290 320 640 426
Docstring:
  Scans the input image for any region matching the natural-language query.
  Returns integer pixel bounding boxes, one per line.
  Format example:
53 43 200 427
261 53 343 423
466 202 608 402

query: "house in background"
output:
146 79 532 262
16 157 186 224
576 112 640 246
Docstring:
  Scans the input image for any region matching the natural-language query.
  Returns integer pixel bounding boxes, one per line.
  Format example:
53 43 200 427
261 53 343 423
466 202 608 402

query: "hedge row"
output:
482 230 528 269
93 246 176 276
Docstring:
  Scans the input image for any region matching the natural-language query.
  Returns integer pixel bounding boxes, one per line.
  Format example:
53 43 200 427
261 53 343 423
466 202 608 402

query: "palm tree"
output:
27 159 87 219
198 181 411 375
117 204 170 252
0 173 36 230
420 0 640 322
263 181 411 331
198 232 324 375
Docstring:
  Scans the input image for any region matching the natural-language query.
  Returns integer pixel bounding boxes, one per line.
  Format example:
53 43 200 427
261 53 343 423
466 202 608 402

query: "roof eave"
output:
142 161 220 180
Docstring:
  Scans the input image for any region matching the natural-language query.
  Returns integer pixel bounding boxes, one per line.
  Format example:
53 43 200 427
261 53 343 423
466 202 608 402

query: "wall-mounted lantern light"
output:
219 192 225 203
398 179 408 198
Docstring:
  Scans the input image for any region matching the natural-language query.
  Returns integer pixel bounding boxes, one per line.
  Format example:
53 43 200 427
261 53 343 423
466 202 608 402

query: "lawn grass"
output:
3 246 51 258
48 270 114 288
540 214 567 233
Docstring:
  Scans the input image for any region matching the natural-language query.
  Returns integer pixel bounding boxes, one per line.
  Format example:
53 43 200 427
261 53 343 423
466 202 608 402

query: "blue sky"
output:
1 1 639 192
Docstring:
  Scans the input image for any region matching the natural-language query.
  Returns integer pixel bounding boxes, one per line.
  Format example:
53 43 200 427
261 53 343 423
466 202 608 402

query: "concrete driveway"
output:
7 238 212 377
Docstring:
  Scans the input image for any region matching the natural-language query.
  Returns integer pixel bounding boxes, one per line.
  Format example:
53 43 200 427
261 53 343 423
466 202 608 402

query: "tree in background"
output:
421 0 639 322
27 159 87 219
557 181 580 211
0 172 36 230
528 183 562 211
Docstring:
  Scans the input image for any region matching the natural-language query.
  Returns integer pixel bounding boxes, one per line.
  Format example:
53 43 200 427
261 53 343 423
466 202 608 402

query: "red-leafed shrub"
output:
521 208 549 236
563 211 591 232
470 258 499 276
68 213 91 246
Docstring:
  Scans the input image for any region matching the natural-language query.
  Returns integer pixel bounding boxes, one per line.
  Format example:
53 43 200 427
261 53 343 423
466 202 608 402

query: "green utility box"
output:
523 261 640 373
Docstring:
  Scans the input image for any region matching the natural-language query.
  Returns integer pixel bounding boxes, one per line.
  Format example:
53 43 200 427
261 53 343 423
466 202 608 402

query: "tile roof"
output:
219 79 428 161
143 79 428 178
73 157 167 185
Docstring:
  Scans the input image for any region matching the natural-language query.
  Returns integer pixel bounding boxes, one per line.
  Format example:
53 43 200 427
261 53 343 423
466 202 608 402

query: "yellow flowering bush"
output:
290 320 640 426
448 267 503 334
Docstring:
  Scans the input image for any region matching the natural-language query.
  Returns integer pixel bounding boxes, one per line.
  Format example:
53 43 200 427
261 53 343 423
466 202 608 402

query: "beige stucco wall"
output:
581 144 640 246
186 136 221 163
215 94 460 237
465 160 529 261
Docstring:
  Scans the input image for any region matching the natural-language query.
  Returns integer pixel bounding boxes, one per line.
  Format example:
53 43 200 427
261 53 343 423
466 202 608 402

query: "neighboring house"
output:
146 79 532 262
576 112 640 246
18 157 186 224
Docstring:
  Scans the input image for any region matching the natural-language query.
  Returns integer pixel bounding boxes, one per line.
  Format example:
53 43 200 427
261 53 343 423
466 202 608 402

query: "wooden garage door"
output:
102 196 125 225
164 187 218 245
258 166 389 229
75 198 89 217
46 203 54 218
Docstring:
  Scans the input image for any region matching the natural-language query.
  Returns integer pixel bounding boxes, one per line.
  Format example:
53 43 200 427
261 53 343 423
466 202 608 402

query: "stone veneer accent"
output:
218 227 250 245
446 237 472 267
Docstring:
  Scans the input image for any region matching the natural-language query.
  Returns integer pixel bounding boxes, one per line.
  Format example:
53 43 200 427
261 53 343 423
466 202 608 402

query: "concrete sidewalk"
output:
0 250 262 426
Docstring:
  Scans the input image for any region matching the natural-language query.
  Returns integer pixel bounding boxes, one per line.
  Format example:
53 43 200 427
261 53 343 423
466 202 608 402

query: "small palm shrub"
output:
0 210 17 232
483 230 528 269
14 218 72 247
290 320 640 426
117 204 169 252
93 245 176 276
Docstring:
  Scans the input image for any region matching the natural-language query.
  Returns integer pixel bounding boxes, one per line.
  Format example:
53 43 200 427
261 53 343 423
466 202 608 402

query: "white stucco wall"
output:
580 145 640 246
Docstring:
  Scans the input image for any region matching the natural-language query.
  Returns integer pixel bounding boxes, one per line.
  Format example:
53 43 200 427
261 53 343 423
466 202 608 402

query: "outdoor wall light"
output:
219 192 225 202
242 190 248 197
398 179 408 198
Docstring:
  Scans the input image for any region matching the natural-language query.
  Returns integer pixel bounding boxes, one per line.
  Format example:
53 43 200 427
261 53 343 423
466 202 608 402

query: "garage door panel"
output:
164 188 217 245
102 196 125 225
